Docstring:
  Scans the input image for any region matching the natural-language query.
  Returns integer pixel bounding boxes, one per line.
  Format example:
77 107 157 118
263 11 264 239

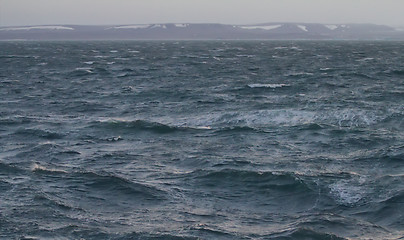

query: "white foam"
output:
239 25 282 31
325 25 338 30
192 126 212 130
297 25 308 32
329 180 364 205
248 83 290 89
32 163 67 173
0 26 74 31
356 57 374 62
75 67 93 73
113 25 150 29
75 67 92 71
169 109 317 130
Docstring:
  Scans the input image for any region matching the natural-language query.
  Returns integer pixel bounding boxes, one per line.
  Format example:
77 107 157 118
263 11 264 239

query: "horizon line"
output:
0 21 400 28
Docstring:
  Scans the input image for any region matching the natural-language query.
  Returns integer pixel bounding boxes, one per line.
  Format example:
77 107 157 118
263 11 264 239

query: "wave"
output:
14 128 65 139
165 110 317 131
194 169 310 191
214 125 259 133
379 112 404 130
95 108 393 136
189 224 235 238
268 228 347 240
194 109 386 130
0 55 39 59
284 72 314 78
92 119 180 133
78 171 167 201
351 190 404 231
247 83 290 89
384 69 404 76
66 66 110 77
32 167 167 203
0 116 32 126
33 192 79 211
69 67 94 76
0 180 12 192
32 163 68 174
0 161 25 174
91 119 211 134
190 169 319 212
329 180 366 206
114 232 199 240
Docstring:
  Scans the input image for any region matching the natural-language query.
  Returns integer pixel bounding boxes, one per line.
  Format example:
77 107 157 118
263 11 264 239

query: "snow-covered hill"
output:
0 23 401 40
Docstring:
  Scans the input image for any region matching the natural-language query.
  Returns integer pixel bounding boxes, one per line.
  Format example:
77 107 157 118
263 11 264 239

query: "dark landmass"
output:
1 23 404 40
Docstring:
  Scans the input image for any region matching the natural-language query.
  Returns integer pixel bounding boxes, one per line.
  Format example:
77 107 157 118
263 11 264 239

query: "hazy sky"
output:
1 0 404 27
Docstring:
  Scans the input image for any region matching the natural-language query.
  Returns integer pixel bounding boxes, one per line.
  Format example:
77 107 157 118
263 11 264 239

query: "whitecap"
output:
32 163 67 173
192 126 212 130
356 57 374 62
285 72 313 77
75 67 93 73
248 83 290 89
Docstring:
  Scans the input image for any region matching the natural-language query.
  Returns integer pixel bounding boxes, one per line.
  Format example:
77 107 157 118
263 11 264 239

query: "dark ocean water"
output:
0 41 403 239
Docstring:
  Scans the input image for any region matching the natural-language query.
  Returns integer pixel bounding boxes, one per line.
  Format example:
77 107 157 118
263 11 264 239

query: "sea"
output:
0 41 403 240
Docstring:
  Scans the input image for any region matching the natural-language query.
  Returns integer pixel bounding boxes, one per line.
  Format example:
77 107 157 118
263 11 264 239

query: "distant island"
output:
1 23 404 40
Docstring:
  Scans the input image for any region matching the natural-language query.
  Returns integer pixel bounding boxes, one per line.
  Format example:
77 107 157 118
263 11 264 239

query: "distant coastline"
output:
1 22 404 40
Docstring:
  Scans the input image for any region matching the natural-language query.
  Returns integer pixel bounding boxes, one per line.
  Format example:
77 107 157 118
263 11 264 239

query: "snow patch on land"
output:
151 24 167 29
175 24 189 28
239 25 282 31
112 25 150 29
297 25 308 32
394 27 404 31
325 25 338 30
0 26 74 31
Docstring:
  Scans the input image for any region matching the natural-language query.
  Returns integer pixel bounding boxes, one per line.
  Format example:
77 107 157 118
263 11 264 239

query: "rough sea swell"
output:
0 41 403 239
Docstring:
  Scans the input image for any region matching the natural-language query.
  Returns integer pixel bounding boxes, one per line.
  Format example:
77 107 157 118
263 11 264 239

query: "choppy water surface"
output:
1 41 403 239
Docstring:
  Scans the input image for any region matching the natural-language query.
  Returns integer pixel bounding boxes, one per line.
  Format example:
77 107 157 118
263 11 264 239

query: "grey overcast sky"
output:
1 0 404 27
